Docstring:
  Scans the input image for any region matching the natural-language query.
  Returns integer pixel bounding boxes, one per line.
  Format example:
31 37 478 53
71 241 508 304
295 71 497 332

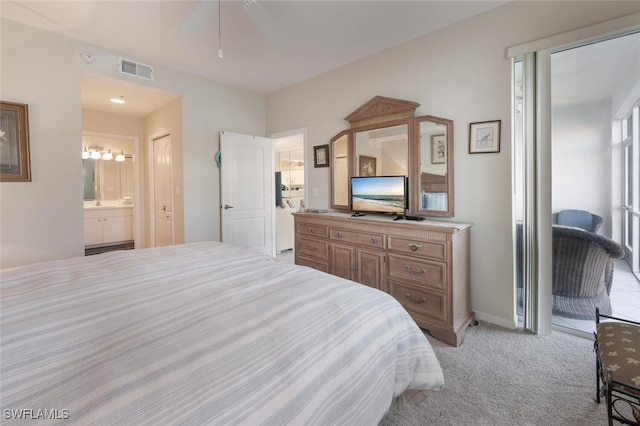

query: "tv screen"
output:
350 175 408 216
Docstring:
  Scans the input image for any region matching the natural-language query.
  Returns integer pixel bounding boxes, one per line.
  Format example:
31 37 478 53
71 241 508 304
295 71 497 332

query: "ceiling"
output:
2 1 637 118
1 0 508 116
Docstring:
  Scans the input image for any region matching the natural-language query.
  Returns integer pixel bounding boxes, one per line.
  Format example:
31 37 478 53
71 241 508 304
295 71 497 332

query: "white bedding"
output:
0 242 443 425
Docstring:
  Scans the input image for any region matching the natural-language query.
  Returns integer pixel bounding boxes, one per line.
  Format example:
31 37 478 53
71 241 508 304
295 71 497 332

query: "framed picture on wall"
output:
314 144 329 167
469 120 501 154
0 101 31 182
431 134 446 164
359 155 377 176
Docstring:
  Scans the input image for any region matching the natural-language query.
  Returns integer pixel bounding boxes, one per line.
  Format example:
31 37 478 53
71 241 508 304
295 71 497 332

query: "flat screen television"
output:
350 175 408 217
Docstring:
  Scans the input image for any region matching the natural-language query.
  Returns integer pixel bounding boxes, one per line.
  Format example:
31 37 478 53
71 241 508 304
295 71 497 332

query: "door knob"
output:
223 204 234 209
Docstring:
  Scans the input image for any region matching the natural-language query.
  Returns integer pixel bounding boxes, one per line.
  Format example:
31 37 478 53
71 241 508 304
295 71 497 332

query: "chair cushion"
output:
556 209 594 232
596 321 640 396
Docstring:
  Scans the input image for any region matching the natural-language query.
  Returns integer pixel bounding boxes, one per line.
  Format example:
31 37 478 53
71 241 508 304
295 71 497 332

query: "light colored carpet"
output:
380 321 607 426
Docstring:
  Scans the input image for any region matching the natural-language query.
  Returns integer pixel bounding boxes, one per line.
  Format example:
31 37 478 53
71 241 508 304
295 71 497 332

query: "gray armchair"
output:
552 225 624 320
552 209 603 233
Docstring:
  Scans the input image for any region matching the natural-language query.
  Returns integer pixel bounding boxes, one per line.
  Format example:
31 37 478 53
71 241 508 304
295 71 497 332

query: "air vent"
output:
118 57 154 81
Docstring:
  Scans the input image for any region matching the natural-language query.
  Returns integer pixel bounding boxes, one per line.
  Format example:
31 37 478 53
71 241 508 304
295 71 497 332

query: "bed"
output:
0 242 443 425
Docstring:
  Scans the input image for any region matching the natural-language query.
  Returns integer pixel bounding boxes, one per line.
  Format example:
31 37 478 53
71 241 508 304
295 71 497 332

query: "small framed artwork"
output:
359 155 376 176
430 134 446 164
0 101 31 182
469 120 501 154
313 144 329 167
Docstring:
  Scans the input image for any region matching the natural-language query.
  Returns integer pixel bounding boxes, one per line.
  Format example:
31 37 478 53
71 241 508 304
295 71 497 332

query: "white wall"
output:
0 18 265 268
0 20 84 267
552 101 613 235
265 2 640 328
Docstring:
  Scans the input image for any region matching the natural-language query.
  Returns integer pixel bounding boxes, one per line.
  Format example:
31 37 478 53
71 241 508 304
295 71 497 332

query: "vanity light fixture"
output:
83 145 121 161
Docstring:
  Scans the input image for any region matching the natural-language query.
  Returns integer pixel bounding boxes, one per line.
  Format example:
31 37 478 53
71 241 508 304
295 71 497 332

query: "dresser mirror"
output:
330 130 350 209
411 115 454 217
354 123 408 177
330 97 454 217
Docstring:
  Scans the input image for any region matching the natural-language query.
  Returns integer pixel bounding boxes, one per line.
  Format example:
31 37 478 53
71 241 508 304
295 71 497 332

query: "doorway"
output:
272 128 306 260
82 132 141 252
513 29 640 336
150 132 174 247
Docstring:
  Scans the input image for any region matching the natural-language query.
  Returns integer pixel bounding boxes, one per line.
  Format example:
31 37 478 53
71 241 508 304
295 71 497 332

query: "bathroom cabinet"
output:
84 207 133 246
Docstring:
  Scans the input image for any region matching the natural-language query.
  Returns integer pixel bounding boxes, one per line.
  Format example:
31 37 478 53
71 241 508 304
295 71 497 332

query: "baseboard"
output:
474 311 518 330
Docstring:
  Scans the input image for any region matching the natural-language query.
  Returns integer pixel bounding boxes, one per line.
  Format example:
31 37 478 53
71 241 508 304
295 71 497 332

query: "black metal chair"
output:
594 308 640 425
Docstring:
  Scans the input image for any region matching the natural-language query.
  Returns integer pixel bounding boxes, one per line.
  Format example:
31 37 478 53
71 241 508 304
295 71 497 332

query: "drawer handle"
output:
408 243 422 251
309 227 315 234
336 232 342 238
370 237 377 244
405 265 426 275
306 244 318 251
406 292 427 304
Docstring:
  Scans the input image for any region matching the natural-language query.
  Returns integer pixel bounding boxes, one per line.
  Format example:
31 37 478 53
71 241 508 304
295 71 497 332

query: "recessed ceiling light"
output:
110 96 125 104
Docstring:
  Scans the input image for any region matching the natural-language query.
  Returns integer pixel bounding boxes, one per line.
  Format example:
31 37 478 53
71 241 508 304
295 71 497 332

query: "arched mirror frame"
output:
411 115 455 217
329 96 454 217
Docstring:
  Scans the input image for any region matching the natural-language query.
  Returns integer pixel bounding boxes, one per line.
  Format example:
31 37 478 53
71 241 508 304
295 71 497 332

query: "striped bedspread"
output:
1 242 444 425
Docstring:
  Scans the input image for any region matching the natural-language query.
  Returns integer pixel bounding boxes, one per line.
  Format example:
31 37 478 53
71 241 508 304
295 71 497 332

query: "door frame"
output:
508 14 640 335
148 130 174 247
270 127 308 204
83 131 141 250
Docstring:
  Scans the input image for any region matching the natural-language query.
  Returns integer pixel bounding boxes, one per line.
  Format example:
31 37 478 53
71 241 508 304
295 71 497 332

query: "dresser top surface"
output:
293 211 472 231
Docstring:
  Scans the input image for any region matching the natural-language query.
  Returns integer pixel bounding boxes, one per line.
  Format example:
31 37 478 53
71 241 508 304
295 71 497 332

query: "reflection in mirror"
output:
414 116 454 217
355 124 408 177
82 135 135 205
83 159 96 200
330 131 350 209
83 157 134 201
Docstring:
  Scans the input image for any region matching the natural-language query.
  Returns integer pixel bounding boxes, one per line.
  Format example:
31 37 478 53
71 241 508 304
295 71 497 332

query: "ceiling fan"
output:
181 0 286 48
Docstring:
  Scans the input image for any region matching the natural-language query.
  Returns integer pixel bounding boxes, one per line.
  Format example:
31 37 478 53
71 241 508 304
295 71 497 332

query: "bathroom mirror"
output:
411 115 454 217
82 157 134 202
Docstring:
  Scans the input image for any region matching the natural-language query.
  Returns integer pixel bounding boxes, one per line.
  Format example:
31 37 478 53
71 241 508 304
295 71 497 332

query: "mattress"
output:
1 242 443 425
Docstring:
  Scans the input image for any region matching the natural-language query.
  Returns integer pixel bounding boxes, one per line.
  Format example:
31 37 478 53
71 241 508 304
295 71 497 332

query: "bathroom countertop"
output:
84 201 134 210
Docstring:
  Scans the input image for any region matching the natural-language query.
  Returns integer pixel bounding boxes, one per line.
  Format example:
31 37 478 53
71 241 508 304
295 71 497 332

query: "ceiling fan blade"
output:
241 0 286 46
181 0 218 32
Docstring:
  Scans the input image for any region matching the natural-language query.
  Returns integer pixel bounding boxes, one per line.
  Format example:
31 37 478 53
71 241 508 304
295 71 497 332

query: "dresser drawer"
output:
296 235 329 260
330 228 384 249
296 223 328 238
296 256 328 273
388 280 447 323
387 236 446 261
387 253 447 291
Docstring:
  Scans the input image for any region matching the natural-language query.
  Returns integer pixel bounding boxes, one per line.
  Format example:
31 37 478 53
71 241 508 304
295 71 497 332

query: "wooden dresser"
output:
293 212 474 346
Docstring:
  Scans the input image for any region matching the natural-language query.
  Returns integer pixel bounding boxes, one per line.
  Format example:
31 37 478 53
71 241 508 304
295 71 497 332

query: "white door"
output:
220 131 274 256
153 134 173 247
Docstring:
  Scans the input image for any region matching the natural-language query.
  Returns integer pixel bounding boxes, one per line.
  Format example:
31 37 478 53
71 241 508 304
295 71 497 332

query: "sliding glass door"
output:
622 105 640 279
511 25 640 334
